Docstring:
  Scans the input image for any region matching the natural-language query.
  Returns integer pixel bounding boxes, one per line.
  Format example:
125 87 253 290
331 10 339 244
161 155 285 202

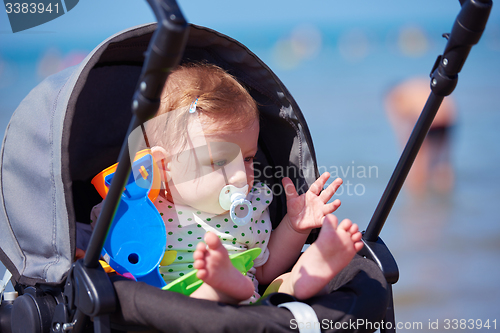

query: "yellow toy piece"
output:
91 149 161 202
160 250 177 267
99 260 116 274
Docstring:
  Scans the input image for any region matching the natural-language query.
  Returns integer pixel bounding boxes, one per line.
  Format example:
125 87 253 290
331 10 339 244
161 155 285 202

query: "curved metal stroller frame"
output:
0 0 492 332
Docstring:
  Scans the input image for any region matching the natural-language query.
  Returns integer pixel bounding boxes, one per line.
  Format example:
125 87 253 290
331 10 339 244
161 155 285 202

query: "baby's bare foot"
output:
288 215 363 300
191 232 255 303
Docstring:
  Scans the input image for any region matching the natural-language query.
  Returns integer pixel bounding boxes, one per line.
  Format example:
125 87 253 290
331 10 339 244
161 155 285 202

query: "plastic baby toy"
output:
93 150 260 294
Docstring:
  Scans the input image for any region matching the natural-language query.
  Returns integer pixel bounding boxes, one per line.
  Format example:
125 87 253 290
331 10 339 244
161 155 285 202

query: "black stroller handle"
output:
84 0 188 269
132 0 190 121
363 0 493 242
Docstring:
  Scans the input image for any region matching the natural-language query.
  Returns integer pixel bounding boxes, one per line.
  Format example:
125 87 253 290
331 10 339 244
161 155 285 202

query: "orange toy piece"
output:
91 149 161 202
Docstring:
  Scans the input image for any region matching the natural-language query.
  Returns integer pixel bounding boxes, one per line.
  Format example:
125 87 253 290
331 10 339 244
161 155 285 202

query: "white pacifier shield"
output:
219 184 253 226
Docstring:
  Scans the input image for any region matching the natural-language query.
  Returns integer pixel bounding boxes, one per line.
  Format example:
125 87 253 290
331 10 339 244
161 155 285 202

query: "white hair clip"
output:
189 97 198 113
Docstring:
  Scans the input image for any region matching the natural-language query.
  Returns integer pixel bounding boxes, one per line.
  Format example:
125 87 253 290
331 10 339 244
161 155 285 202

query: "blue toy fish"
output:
102 154 167 288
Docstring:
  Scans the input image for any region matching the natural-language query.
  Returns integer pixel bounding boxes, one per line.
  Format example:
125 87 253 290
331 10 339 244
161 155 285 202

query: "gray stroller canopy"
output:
0 23 319 287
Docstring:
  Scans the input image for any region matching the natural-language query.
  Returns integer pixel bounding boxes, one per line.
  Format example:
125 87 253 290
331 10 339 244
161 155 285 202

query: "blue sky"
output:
0 0 464 34
0 0 485 45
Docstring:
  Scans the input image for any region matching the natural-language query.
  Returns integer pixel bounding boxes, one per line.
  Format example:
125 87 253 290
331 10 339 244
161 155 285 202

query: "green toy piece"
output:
163 247 261 296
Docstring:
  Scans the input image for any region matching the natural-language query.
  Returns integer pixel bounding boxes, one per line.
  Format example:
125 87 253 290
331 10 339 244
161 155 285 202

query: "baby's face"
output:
165 118 259 215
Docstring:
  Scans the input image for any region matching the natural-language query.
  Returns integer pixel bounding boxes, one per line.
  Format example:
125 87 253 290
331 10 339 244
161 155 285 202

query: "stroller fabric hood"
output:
0 23 319 286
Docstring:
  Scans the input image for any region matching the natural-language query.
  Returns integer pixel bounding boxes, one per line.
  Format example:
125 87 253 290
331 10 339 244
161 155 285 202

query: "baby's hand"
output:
283 172 342 233
75 248 86 261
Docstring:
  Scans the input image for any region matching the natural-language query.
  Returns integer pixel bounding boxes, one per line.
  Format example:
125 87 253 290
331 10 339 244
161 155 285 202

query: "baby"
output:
128 63 363 303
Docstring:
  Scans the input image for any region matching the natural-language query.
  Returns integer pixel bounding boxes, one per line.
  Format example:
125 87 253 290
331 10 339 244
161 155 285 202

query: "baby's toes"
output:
351 230 362 242
196 267 208 280
354 240 364 252
338 218 353 233
204 231 223 250
349 223 359 235
193 242 207 260
193 257 206 270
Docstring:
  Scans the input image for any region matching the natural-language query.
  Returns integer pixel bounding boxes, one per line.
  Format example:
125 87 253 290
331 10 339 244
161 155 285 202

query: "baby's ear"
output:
151 146 170 181
151 146 167 164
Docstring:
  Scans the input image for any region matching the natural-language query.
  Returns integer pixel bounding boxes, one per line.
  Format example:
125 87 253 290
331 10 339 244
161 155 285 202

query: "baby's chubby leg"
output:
279 214 363 300
190 232 255 304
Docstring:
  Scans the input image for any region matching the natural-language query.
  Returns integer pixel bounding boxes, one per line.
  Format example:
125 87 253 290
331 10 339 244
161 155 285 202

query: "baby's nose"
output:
227 168 248 188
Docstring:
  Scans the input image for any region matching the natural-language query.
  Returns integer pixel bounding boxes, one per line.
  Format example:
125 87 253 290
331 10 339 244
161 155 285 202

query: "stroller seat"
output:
0 21 389 333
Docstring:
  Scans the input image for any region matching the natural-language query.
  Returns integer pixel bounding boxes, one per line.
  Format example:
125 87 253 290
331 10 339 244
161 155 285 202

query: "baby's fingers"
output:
75 248 86 261
309 172 331 196
282 177 299 201
319 177 343 203
323 199 341 215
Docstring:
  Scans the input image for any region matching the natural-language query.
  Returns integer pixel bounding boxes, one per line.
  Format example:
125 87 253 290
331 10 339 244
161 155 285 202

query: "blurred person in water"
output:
385 77 457 196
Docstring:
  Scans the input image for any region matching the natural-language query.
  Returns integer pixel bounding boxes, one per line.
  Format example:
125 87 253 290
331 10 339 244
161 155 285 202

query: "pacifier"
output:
219 184 253 226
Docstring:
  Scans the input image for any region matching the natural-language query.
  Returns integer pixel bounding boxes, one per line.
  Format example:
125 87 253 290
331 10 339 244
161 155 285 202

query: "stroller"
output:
0 0 492 332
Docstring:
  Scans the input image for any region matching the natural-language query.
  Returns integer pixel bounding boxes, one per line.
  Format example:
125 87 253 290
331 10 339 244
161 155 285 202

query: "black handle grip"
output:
132 0 189 122
431 0 492 96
